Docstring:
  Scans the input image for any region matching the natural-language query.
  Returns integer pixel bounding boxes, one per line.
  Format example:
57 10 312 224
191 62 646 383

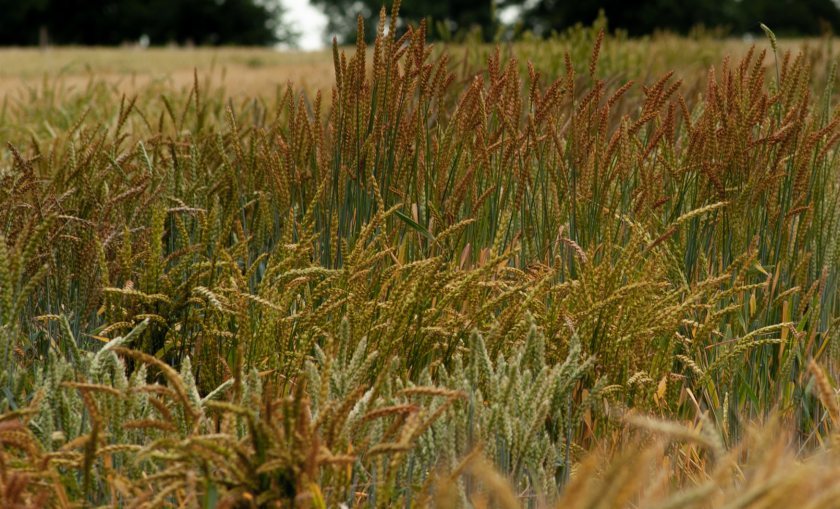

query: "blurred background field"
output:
0 36 831 96
0 47 334 97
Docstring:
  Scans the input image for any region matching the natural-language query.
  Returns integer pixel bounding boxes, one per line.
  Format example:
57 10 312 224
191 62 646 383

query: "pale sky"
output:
281 0 329 51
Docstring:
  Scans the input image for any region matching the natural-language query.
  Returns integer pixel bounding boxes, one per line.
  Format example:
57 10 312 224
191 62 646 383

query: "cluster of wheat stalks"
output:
1 2 840 507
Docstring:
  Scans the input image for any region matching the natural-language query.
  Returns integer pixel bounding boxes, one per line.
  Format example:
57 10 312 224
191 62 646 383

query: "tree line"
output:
318 0 840 43
1 0 839 47
0 0 293 46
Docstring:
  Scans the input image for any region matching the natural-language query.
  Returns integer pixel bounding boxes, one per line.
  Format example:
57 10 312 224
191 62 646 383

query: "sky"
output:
281 0 328 51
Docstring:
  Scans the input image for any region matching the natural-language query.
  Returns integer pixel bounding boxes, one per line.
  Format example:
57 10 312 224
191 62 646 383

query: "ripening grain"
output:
1 6 839 508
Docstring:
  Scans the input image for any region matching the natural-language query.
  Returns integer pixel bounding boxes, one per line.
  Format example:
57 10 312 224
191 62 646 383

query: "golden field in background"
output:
0 47 336 97
0 36 829 98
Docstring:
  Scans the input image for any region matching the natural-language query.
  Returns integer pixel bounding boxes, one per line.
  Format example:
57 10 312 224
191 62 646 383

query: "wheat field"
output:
2 5 840 508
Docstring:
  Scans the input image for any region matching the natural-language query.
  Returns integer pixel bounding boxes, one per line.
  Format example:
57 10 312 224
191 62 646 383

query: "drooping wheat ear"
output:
466 455 520 509
112 347 201 423
808 359 840 427
625 413 725 460
759 24 777 53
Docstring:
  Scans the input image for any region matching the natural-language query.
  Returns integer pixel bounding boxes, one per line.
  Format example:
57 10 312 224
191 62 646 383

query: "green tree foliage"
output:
509 0 735 36
733 0 840 35
315 0 840 43
0 0 49 45
0 0 295 46
508 0 840 36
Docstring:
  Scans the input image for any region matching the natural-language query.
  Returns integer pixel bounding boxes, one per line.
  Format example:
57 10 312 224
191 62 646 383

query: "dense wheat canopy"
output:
2 5 840 508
